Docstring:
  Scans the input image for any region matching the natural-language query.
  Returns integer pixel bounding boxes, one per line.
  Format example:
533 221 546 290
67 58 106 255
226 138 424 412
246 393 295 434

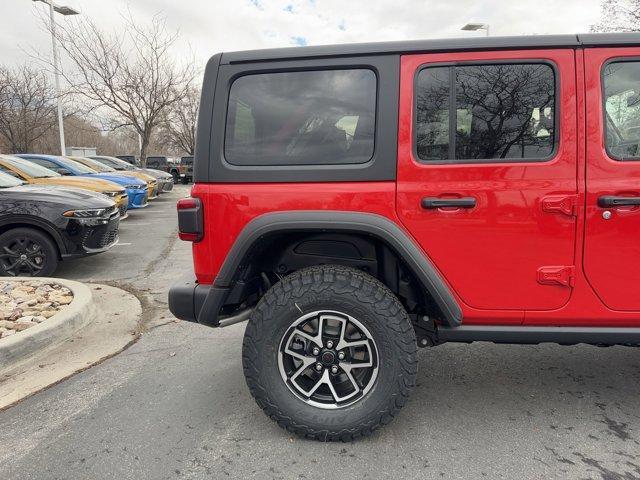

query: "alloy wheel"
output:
0 236 46 276
277 310 379 409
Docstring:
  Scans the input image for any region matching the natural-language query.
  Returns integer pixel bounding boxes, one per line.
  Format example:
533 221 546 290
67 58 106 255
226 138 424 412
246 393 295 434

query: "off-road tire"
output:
242 265 418 441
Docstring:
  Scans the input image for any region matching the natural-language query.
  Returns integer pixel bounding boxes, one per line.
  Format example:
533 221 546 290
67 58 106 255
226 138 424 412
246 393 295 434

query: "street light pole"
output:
48 1 65 156
33 0 79 156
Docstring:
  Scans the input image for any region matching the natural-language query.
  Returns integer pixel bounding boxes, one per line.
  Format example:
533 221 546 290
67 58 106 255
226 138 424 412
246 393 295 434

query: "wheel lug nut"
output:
338 351 345 360
331 365 339 374
312 347 320 356
315 363 323 372
326 340 334 349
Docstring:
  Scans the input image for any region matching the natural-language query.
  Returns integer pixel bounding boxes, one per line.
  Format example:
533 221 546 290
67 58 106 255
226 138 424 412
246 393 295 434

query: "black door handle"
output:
598 195 640 208
421 197 477 209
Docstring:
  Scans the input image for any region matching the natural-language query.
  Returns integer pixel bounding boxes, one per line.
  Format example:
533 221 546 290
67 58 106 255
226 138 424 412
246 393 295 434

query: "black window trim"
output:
601 56 640 163
223 66 379 168
204 55 399 183
412 59 561 165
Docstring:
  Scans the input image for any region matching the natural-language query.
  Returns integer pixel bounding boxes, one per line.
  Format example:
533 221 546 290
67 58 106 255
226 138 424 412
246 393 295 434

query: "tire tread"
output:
242 265 417 442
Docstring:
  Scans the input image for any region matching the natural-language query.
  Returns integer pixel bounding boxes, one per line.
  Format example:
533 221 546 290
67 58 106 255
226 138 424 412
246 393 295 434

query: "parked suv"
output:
180 156 193 183
146 156 188 184
169 34 640 441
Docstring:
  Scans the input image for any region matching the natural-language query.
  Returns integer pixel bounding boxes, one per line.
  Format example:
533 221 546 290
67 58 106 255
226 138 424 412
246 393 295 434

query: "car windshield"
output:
59 157 99 174
0 170 24 187
2 157 60 178
94 156 135 171
72 157 115 173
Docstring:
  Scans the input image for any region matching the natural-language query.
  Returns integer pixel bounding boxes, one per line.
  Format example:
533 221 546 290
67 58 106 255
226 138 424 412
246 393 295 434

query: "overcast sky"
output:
3 0 603 70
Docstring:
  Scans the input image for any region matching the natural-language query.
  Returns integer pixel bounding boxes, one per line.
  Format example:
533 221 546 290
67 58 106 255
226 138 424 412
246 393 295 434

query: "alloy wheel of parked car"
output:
242 265 418 441
0 228 58 277
277 310 379 409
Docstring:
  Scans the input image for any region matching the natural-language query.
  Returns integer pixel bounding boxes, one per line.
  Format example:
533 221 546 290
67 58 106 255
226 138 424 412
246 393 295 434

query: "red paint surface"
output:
186 46 640 327
190 182 399 284
583 47 640 312
397 49 578 317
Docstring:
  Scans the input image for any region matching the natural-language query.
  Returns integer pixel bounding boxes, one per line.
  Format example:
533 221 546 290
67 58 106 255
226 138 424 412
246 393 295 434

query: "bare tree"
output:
41 13 195 166
159 84 199 155
0 65 59 153
592 0 640 32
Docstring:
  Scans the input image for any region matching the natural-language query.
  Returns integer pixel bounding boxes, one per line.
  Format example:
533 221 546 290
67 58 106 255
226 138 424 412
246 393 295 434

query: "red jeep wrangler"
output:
169 33 640 441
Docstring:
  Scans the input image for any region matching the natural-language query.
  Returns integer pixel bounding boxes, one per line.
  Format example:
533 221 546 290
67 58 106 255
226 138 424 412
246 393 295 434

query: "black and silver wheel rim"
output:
278 310 379 409
0 236 46 276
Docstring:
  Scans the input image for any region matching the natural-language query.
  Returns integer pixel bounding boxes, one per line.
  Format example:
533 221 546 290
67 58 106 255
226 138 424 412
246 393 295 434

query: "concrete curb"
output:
0 277 95 369
0 283 141 410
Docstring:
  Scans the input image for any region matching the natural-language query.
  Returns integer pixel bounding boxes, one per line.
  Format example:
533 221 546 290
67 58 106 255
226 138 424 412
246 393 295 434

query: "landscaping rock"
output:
0 280 74 339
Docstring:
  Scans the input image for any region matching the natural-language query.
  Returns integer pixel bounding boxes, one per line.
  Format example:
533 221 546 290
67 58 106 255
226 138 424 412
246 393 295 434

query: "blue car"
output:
16 154 149 212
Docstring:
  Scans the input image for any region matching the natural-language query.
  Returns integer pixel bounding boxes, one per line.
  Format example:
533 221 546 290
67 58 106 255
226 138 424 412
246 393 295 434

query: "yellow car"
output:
68 156 158 199
0 155 128 213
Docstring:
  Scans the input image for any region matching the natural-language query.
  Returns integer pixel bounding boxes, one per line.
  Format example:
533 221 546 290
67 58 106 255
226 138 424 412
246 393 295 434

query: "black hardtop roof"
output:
220 33 640 64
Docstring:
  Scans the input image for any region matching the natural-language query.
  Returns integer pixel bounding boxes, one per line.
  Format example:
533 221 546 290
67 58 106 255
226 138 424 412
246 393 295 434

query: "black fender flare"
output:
195 211 462 327
0 216 67 256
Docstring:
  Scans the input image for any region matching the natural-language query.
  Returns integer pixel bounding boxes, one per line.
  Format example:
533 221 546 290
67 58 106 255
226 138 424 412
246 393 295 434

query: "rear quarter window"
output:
224 69 377 166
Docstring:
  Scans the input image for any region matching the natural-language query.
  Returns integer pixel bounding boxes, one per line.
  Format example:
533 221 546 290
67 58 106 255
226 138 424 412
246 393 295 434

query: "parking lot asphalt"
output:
1 184 640 480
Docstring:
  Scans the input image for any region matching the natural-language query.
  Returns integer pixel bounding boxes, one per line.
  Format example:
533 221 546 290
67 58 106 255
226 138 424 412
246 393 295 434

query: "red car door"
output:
396 49 578 318
584 47 640 312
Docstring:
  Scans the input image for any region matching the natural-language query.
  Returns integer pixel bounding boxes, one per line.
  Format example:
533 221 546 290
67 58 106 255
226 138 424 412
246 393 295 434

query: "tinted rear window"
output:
224 69 377 166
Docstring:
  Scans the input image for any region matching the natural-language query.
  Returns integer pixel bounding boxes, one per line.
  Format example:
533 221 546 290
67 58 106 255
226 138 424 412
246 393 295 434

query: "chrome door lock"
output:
602 210 612 220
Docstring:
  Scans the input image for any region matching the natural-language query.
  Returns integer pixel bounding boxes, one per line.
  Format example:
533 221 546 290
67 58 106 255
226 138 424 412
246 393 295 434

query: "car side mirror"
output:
57 168 71 176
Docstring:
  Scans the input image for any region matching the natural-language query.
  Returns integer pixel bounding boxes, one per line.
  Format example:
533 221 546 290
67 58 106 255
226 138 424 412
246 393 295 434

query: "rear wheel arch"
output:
214 211 462 327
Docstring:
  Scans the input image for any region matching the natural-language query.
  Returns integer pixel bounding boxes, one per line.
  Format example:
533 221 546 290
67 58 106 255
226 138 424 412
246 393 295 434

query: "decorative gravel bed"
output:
0 280 74 339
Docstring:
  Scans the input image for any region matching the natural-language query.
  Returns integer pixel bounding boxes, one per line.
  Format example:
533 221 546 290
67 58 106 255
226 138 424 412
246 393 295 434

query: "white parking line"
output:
114 242 132 246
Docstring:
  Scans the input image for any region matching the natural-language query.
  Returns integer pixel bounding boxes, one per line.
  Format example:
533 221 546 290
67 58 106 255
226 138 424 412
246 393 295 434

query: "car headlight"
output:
126 184 141 189
63 208 109 218
103 191 118 198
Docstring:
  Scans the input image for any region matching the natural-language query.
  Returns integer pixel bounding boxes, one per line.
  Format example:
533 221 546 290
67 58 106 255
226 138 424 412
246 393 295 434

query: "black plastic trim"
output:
204 55 399 183
598 195 640 207
210 211 462 327
421 197 476 209
579 33 640 47
438 325 640 346
218 34 640 65
221 35 582 64
168 272 216 324
194 53 221 183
